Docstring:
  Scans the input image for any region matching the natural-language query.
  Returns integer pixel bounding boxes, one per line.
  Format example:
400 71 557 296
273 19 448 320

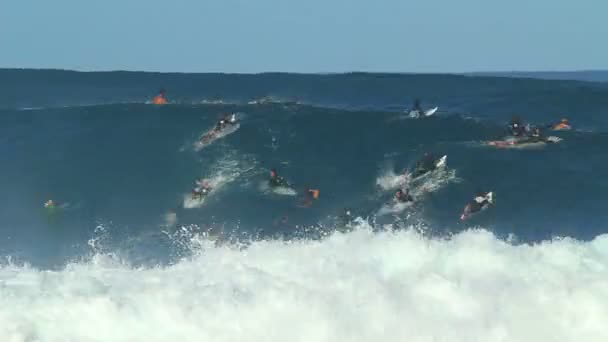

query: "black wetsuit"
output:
396 190 413 203
215 120 227 131
508 120 529 137
410 100 424 118
341 212 353 225
468 200 482 213
397 194 413 203
337 209 355 232
193 187 211 199
413 155 436 178
214 116 236 131
523 128 546 143
468 194 490 213
413 100 422 113
270 176 287 188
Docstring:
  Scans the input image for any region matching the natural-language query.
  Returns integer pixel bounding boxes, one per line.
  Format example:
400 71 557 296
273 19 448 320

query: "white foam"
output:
258 180 297 196
377 200 413 216
1 227 608 342
376 168 409 191
375 165 458 218
182 152 257 208
409 168 459 195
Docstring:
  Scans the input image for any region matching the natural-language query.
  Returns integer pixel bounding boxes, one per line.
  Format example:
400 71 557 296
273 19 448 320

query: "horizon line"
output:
2 67 608 76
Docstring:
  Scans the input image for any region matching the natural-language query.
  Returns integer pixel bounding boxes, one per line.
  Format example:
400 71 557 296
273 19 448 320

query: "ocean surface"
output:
1 69 607 341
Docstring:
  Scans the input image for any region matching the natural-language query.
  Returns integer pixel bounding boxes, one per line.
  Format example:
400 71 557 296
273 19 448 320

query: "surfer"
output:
461 191 493 220
520 127 562 145
523 127 545 143
551 118 571 131
409 98 424 118
196 114 239 147
44 199 55 209
508 116 528 137
395 189 413 203
214 114 237 132
43 199 63 222
412 152 438 178
192 179 212 200
269 168 289 188
340 208 354 225
336 208 356 231
308 188 320 200
152 89 168 105
299 188 320 207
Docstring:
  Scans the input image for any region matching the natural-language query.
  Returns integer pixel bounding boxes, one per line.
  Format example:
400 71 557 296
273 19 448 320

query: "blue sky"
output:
1 0 606 73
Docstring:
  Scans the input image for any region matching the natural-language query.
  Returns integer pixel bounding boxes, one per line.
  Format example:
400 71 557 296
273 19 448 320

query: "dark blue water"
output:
1 69 608 268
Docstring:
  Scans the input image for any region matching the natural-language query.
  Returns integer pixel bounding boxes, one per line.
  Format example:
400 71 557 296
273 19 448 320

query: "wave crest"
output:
1 226 607 341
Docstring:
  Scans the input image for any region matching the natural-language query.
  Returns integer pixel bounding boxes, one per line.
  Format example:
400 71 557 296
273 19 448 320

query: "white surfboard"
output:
411 155 448 182
460 192 493 220
424 107 438 117
486 192 494 204
193 123 240 151
271 186 297 196
435 155 447 168
487 136 562 149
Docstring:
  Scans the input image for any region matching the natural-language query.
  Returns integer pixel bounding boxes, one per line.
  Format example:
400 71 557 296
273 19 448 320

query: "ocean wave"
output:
1 226 607 341
2 69 608 272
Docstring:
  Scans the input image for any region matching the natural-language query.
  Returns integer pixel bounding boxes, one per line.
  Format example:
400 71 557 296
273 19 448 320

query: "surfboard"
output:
411 155 448 182
460 192 493 220
486 192 494 204
487 136 561 149
407 107 438 119
546 136 562 143
435 155 447 168
424 107 438 117
487 140 516 148
194 123 240 151
271 186 297 196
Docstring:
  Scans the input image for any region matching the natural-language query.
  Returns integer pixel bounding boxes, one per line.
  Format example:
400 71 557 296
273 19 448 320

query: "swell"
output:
1 101 608 269
3 69 608 129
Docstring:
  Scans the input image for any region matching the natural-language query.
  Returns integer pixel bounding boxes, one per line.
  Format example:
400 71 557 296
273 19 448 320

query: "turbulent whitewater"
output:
1 227 607 341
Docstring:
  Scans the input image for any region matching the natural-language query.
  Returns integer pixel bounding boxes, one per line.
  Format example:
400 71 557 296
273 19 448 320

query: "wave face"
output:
1 69 608 340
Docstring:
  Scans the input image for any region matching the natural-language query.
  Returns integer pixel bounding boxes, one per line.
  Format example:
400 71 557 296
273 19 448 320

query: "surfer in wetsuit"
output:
525 127 545 143
44 200 55 209
269 169 288 188
43 199 63 224
521 127 559 145
551 118 571 131
508 116 528 137
395 189 413 203
192 179 212 200
200 114 237 144
299 187 320 207
214 114 237 132
461 191 493 220
340 208 354 225
413 99 423 112
152 89 168 105
412 152 437 178
409 98 424 118
336 208 355 232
